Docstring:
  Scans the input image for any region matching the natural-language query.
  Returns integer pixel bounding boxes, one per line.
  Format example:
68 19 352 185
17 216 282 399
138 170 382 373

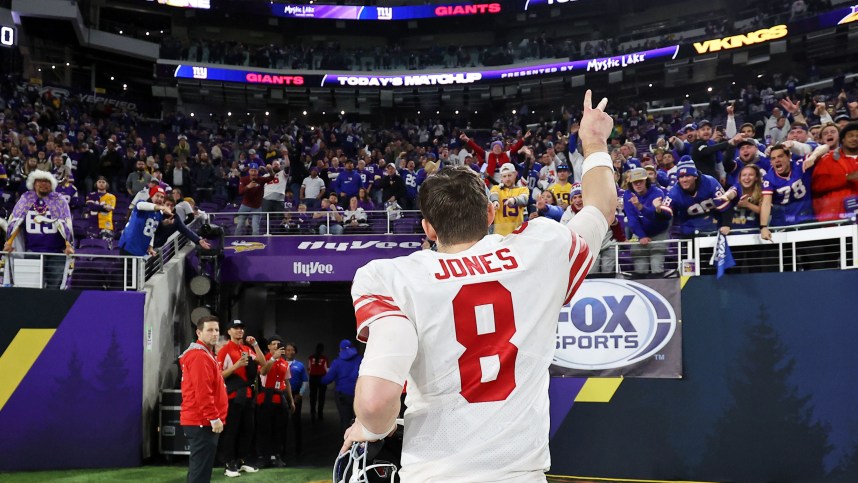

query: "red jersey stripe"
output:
353 294 395 307
564 232 593 305
355 299 405 326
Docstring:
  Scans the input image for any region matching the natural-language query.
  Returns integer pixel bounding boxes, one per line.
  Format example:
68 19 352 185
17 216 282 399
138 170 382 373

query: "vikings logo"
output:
839 6 858 24
224 241 266 253
31 200 58 225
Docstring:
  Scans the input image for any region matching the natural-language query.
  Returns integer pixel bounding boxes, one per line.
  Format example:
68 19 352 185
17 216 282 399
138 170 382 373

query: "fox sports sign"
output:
554 279 677 370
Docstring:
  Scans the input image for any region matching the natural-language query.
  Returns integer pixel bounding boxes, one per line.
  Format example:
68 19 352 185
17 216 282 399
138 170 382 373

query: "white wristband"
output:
358 420 396 441
582 152 614 176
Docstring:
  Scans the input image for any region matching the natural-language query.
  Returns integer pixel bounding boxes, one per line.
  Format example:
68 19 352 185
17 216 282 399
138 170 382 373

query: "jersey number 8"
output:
142 218 159 237
453 281 518 403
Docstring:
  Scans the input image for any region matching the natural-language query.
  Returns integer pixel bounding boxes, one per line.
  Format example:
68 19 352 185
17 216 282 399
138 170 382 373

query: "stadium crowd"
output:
2 71 857 277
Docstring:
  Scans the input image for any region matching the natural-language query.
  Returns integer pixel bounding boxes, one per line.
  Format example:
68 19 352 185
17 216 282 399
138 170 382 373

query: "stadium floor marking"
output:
0 329 56 411
546 474 717 483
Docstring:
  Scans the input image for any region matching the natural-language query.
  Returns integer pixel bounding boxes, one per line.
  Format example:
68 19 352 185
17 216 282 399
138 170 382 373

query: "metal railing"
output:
0 251 144 291
208 209 424 237
1 219 202 291
594 219 858 277
692 219 858 274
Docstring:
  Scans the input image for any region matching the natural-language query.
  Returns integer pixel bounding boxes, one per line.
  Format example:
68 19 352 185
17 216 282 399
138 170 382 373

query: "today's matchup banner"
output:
220 235 424 282
171 45 679 87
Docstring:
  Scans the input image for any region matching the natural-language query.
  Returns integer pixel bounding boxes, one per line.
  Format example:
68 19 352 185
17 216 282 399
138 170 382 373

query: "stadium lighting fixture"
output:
417 111 420 114
322 111 326 114
52 65 55 69
228 112 232 116
474 110 478 114
110 76 114 80
160 30 164 34
707 87 713 92
119 30 123 34
190 275 212 296
648 83 653 87
436 110 439 114
265 111 270 116
757 74 763 78
340 110 345 115
190 113 195 117
123 84 127 90
246 112 250 116
302 111 307 115
512 109 516 114
455 110 459 114
290 295 298 301
685 94 689 98
145 32 150 36
37 68 41 72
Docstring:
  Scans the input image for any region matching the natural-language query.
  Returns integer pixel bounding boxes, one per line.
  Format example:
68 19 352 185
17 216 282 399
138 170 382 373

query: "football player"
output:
341 91 616 482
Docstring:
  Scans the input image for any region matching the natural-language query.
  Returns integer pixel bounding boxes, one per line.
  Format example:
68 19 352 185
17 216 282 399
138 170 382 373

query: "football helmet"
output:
333 422 403 483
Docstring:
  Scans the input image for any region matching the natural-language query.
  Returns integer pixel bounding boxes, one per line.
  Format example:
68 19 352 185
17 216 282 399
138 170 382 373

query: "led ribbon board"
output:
270 2 502 21
172 45 679 86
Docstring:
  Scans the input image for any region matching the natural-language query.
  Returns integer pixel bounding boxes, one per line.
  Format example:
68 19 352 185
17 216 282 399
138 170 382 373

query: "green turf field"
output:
0 466 330 482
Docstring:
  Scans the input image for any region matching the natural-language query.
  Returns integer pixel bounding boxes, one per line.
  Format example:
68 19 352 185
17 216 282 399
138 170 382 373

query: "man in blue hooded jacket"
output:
321 339 363 432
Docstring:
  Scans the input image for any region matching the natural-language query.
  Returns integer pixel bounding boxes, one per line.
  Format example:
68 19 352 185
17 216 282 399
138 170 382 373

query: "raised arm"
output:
565 90 615 254
578 90 617 224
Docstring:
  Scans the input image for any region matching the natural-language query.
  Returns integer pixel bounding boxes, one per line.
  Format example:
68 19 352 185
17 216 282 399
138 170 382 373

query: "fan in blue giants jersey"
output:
516 148 544 203
118 186 172 256
655 160 731 236
760 144 817 240
723 139 771 187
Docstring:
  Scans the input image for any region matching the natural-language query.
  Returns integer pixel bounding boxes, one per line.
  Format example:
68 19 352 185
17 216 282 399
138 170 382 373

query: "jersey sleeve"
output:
351 262 412 343
563 206 603 304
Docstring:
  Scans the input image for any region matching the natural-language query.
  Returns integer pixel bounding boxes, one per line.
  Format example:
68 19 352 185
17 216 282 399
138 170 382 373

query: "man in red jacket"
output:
812 123 858 221
460 131 530 185
180 315 228 483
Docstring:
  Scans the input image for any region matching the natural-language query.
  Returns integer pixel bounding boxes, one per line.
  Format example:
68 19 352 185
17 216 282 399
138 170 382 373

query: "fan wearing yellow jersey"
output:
490 163 530 236
548 164 573 209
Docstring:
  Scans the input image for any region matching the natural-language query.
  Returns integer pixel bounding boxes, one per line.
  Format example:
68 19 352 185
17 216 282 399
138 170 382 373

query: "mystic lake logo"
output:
553 279 677 370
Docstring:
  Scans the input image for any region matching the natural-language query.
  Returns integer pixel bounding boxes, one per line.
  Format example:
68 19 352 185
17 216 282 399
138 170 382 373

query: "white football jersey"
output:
352 212 604 482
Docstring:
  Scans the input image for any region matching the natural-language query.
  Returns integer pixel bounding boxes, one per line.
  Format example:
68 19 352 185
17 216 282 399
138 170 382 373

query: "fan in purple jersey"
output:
56 174 82 209
760 144 818 241
3 170 75 288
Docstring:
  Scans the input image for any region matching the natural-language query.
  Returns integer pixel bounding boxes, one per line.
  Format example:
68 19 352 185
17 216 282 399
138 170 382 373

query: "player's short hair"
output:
197 315 219 331
419 166 488 245
770 143 790 158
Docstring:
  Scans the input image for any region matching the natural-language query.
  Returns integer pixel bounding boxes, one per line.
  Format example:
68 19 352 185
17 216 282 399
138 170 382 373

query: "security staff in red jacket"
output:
217 320 269 477
256 335 296 468
180 315 228 483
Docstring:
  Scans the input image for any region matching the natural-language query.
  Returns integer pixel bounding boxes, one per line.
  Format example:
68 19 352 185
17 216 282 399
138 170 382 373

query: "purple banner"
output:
320 45 678 86
0 289 145 470
221 235 424 282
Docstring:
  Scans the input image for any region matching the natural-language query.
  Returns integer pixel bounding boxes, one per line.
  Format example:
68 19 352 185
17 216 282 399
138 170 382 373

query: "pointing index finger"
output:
584 89 592 111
